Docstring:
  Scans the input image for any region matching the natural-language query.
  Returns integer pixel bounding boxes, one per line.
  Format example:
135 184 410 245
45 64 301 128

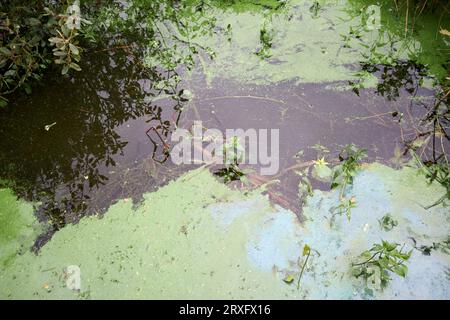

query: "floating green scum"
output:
1 163 449 299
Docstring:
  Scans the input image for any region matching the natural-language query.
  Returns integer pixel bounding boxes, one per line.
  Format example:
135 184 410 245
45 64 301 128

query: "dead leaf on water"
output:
302 244 311 256
283 274 295 284
439 29 450 37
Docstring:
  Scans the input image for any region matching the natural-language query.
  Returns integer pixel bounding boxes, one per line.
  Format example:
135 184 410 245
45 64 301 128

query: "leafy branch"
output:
331 144 367 199
352 240 412 291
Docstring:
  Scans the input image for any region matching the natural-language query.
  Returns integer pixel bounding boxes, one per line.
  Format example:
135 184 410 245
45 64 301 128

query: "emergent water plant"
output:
283 244 314 290
379 213 398 231
352 240 412 291
214 136 246 183
329 144 366 224
255 25 274 59
413 151 450 209
412 235 450 256
331 144 367 198
330 197 356 226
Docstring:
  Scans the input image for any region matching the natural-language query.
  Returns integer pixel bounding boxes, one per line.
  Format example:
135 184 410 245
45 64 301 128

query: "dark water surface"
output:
0 50 439 234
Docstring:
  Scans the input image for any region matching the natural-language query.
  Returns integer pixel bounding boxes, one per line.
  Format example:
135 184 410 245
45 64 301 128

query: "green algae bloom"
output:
1 164 449 299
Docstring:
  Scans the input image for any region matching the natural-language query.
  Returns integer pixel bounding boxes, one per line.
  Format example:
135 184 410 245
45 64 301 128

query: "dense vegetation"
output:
0 1 91 106
0 0 219 106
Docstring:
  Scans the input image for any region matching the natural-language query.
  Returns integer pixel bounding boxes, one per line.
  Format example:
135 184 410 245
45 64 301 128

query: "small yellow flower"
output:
314 157 329 166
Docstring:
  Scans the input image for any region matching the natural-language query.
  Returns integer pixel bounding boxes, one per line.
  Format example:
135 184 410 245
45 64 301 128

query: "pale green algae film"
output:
1 164 449 299
183 0 449 85
0 189 43 269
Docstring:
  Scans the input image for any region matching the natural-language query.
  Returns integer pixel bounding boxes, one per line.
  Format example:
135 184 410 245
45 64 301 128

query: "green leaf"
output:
398 250 412 261
312 163 332 183
0 47 12 55
69 63 82 72
331 182 339 189
61 65 69 75
360 250 372 260
393 264 408 277
49 37 64 44
53 51 67 57
62 25 70 37
0 97 8 108
69 43 79 55
4 69 17 77
382 241 398 252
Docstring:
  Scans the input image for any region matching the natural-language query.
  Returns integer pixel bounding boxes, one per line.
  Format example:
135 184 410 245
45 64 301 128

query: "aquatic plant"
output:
379 213 398 231
309 1 322 19
393 0 449 35
413 151 450 209
214 166 245 183
296 244 312 289
311 157 332 183
297 167 314 206
283 244 313 290
331 144 367 199
412 27 449 208
214 136 246 183
412 235 450 255
330 196 356 225
310 143 330 156
256 25 274 59
0 1 59 106
352 240 412 291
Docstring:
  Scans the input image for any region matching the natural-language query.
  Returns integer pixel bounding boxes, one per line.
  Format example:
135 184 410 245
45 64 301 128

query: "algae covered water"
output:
0 0 449 299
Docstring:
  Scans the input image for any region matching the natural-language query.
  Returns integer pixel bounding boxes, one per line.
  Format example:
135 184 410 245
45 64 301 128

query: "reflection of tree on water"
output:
340 1 449 209
89 0 219 162
2 0 447 237
343 1 449 164
0 51 150 232
351 59 449 186
0 1 219 236
356 63 448 170
360 61 426 100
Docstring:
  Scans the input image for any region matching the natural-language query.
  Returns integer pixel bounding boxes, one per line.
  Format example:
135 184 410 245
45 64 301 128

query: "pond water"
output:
0 0 448 246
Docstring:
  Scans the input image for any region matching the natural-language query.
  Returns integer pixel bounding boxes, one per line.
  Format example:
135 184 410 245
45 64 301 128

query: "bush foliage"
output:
0 0 93 106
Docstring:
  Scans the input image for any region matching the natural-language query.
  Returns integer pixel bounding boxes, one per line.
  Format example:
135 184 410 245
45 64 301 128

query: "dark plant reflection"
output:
361 61 426 100
0 0 220 238
0 51 158 230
